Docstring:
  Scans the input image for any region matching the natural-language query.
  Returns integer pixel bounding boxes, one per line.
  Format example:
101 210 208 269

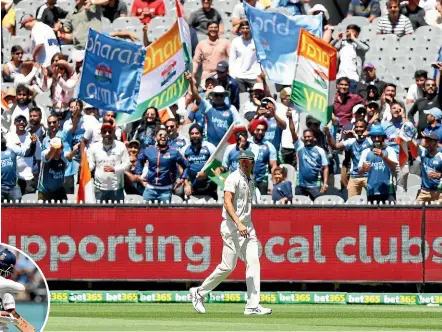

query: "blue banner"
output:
79 29 146 113
244 3 322 85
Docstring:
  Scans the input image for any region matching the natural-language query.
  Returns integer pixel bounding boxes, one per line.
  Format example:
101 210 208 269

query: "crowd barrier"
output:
2 204 441 283
51 290 442 305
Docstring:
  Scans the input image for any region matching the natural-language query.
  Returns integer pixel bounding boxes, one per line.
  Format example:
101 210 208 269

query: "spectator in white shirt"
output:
9 85 37 133
279 87 301 167
87 120 130 202
13 61 43 95
229 21 261 93
406 70 427 105
5 116 41 195
19 14 60 68
2 46 23 83
331 24 370 93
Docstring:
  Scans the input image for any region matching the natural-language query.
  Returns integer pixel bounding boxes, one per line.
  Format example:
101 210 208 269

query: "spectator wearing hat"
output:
287 108 329 200
251 97 287 154
37 137 73 201
334 77 366 129
220 126 259 175
308 4 333 43
400 0 427 30
347 0 381 22
248 119 277 195
83 110 127 147
188 0 224 35
124 139 144 196
416 132 442 203
180 124 218 199
5 116 42 195
20 14 60 68
243 82 267 120
423 107 442 146
136 126 191 202
377 0 413 37
192 22 230 81
210 60 240 110
8 85 37 133
228 21 261 94
332 24 370 93
355 63 386 100
58 0 108 48
408 66 442 135
87 121 131 202
1 134 37 202
406 70 427 105
36 0 69 30
186 72 240 146
2 46 23 83
358 125 398 203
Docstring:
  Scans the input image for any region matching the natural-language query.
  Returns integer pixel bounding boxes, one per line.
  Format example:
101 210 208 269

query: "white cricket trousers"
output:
197 220 261 309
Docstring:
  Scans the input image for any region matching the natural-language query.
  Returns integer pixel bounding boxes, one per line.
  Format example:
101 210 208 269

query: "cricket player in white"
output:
190 150 272 315
0 249 25 331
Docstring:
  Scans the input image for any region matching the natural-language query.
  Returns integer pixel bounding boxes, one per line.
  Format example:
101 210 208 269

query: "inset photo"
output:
0 243 49 332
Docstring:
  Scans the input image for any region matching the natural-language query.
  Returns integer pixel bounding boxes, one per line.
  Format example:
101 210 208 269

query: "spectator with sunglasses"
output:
408 64 442 136
165 118 188 150
87 121 131 202
2 46 23 83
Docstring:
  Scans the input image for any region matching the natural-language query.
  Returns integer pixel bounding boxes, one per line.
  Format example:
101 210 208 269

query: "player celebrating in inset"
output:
0 249 36 332
189 150 272 315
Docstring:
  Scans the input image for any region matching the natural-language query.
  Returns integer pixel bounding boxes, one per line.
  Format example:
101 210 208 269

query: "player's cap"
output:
238 150 255 161
424 107 442 121
422 132 440 141
0 249 17 278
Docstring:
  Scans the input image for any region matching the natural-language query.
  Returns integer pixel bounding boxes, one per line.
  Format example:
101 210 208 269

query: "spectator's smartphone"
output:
431 63 439 68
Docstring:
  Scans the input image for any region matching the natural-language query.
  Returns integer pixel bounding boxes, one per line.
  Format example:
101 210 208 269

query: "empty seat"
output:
415 25 440 38
346 195 367 204
189 195 217 203
9 36 32 54
112 17 142 30
292 195 312 204
101 17 111 30
406 185 421 200
124 195 144 203
259 195 273 203
171 195 184 203
373 34 399 51
387 63 417 79
407 174 422 187
21 193 38 202
396 195 414 204
314 195 345 204
378 73 397 84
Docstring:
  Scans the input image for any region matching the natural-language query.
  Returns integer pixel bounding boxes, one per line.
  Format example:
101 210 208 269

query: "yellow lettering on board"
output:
304 88 327 112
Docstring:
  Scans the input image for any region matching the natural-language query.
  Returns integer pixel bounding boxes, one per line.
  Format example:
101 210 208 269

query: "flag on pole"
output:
290 29 337 125
202 123 247 189
116 0 192 125
77 150 95 203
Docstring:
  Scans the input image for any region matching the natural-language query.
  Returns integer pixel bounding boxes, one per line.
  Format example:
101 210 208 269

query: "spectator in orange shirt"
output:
131 0 165 25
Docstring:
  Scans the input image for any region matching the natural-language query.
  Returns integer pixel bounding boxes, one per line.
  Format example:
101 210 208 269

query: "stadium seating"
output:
346 195 367 204
314 195 345 205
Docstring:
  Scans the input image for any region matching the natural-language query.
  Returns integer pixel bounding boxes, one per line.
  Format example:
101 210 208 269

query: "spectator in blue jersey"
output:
415 132 442 203
324 119 372 197
180 124 218 200
124 140 143 196
209 60 240 110
250 97 287 155
166 118 188 150
220 127 259 174
37 137 70 202
1 134 37 202
381 101 412 189
358 125 398 204
136 126 191 202
287 109 329 200
63 98 98 194
186 77 218 128
186 72 241 146
248 119 277 195
130 107 161 150
271 166 293 204
274 0 309 15
422 108 442 146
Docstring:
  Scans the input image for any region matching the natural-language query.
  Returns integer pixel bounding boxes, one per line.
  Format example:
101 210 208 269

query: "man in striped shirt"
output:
376 0 413 37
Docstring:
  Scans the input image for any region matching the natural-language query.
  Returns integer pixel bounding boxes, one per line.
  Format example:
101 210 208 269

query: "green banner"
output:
204 159 230 189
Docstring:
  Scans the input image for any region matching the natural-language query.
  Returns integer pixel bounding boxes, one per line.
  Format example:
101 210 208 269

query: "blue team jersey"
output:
344 137 373 178
169 136 189 150
1 146 27 189
423 124 442 144
200 99 240 146
358 146 398 196
382 120 406 157
180 142 216 188
419 147 442 191
188 109 205 128
263 117 283 152
272 181 293 202
249 139 277 183
294 140 329 187
222 142 260 173
38 150 68 193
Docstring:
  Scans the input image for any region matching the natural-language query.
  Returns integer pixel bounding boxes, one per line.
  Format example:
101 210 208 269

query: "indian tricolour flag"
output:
202 123 247 189
291 29 337 125
117 0 192 125
77 150 95 203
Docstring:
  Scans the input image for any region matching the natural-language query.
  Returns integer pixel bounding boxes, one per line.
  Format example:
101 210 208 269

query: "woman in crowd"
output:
130 107 161 150
13 60 42 94
2 45 23 82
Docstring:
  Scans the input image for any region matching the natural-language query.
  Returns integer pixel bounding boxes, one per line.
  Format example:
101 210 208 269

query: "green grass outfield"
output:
45 303 442 331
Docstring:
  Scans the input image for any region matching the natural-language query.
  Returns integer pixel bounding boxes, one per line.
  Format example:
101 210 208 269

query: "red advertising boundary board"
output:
1 207 440 282
424 208 442 282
